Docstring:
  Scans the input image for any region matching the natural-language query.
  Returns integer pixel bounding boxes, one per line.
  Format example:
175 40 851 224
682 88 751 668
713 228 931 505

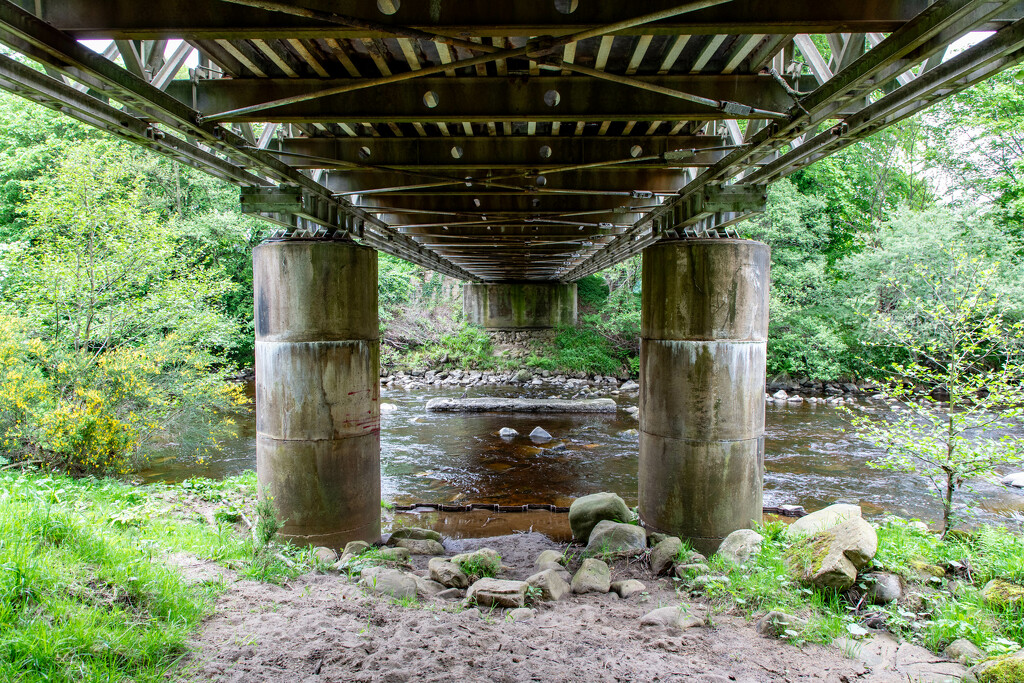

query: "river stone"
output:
507 607 536 622
585 520 647 556
756 611 808 637
648 532 671 546
388 527 442 543
864 572 903 604
944 638 984 665
451 548 502 577
313 546 338 564
639 606 704 630
611 579 646 598
787 517 878 590
571 558 611 594
535 550 565 569
428 558 470 589
981 579 1024 608
569 492 632 543
717 529 763 565
340 540 371 562
380 403 397 412
620 381 639 391
969 648 1024 681
525 568 571 601
499 427 518 438
650 537 684 576
377 547 412 564
675 563 711 577
466 578 528 608
786 503 862 538
360 567 417 598
1000 471 1024 488
413 576 446 597
436 588 464 601
392 538 445 555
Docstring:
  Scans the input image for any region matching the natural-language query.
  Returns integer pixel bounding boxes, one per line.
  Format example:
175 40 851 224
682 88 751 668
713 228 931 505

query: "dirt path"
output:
177 534 968 683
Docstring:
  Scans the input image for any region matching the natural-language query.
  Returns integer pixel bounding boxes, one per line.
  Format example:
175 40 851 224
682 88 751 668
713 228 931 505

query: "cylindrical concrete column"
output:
463 282 577 329
638 239 769 555
253 240 380 548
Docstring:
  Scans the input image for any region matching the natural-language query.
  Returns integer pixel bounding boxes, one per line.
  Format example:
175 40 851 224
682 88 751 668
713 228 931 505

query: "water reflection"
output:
139 383 1024 530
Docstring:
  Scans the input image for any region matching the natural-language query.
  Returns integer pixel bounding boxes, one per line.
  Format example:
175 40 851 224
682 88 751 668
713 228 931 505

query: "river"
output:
139 383 1024 534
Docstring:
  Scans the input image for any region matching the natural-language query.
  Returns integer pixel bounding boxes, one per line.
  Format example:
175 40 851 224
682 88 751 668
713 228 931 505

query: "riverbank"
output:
3 468 1024 682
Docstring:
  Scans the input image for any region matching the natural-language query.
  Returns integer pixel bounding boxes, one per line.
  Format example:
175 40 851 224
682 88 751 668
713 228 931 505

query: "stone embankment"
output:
425 397 617 413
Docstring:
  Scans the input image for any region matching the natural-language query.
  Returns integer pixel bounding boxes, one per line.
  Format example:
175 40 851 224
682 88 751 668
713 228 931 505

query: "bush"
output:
553 325 622 375
576 274 610 309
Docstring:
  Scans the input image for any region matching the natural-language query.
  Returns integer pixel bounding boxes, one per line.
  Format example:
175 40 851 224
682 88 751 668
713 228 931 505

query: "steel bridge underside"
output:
1 0 1023 282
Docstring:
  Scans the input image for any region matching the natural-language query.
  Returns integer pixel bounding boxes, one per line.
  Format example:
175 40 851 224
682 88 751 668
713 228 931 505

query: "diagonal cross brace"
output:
651 184 767 238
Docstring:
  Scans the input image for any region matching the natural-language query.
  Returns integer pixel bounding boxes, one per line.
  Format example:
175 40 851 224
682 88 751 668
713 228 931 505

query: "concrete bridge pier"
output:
638 239 770 555
253 240 381 548
463 282 577 329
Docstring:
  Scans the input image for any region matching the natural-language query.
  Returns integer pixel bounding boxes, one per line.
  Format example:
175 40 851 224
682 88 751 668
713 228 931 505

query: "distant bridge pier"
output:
463 282 577 329
253 240 381 547
638 239 770 555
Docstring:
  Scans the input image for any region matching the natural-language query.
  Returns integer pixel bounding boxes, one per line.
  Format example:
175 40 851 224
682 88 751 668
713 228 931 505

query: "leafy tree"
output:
846 244 1024 535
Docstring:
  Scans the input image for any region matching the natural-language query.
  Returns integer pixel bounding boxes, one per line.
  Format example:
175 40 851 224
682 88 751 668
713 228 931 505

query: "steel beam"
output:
18 0 947 39
167 75 796 123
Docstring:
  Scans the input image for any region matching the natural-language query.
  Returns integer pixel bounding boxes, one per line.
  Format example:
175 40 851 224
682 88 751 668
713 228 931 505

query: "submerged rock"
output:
498 427 518 438
568 492 632 543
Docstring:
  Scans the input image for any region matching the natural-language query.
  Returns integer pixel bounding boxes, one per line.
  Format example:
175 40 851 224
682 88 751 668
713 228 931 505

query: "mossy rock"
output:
981 579 1024 609
971 649 1024 683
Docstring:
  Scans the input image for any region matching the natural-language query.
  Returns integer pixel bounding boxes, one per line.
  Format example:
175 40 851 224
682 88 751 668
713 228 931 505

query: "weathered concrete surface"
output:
254 240 380 548
639 239 769 556
425 397 616 413
463 282 576 329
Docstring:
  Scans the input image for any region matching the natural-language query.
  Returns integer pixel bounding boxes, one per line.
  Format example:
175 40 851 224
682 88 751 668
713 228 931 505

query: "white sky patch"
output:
78 38 199 68
944 31 995 60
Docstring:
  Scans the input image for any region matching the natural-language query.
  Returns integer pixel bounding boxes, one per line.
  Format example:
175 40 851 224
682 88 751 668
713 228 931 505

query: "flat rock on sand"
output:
181 534 942 683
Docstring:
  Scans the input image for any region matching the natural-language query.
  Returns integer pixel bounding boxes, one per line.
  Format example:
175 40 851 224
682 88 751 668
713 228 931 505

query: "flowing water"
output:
139 383 1024 535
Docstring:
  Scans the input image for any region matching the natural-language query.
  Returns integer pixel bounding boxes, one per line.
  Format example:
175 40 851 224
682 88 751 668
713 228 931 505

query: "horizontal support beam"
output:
167 75 796 122
21 0 942 39
273 134 730 170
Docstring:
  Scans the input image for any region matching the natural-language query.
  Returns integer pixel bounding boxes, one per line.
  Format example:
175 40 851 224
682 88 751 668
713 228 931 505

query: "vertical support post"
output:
638 239 770 555
253 239 381 548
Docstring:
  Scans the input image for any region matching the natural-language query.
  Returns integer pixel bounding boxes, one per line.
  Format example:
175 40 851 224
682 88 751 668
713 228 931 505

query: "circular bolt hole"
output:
630 145 643 158
423 90 439 108
539 145 552 159
358 146 372 159
536 175 548 187
554 0 578 14
451 145 464 159
376 0 400 15
543 89 561 107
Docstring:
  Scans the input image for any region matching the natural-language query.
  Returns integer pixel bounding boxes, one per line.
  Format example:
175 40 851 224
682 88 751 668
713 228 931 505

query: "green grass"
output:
0 470 315 682
688 518 1024 655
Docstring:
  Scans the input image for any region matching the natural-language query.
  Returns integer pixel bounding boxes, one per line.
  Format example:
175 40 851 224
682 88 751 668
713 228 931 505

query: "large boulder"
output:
650 537 684 576
717 529 763 565
428 558 470 589
787 516 878 590
981 579 1024 609
465 578 528 608
571 558 611 594
969 648 1024 682
525 568 571 601
569 492 632 543
360 567 417 598
388 527 442 543
585 520 647 556
786 504 862 538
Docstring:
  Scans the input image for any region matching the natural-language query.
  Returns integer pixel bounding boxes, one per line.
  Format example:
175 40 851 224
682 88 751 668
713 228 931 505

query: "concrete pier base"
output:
253 240 381 548
463 282 576 329
638 239 770 555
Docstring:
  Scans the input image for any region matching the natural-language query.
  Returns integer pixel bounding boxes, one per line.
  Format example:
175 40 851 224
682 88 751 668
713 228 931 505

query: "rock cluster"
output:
567 492 633 543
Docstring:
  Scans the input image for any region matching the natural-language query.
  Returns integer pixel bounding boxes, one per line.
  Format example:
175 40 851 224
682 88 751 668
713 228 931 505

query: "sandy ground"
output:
171 533 972 683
